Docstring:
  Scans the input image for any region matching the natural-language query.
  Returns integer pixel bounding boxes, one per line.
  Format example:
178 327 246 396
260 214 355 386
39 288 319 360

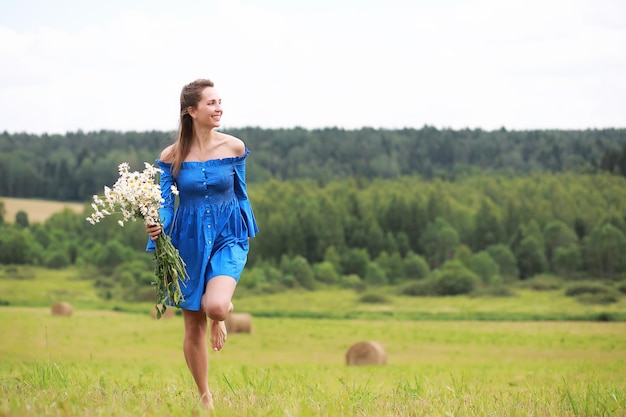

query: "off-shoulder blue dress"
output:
146 148 258 311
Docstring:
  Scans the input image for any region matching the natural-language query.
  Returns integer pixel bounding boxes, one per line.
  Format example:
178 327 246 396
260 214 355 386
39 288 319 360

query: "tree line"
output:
1 171 626 303
1 127 625 201
1 126 625 304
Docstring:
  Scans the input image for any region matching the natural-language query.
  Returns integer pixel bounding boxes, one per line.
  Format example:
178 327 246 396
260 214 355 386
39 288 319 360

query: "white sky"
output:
0 0 625 134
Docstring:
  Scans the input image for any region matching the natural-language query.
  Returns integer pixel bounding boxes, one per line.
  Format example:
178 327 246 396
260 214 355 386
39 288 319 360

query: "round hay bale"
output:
346 340 387 366
224 312 252 333
50 301 73 316
151 305 177 319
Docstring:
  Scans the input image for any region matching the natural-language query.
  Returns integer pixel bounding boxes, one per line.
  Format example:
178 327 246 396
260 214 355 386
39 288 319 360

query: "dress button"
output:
207 225 211 228
205 195 208 198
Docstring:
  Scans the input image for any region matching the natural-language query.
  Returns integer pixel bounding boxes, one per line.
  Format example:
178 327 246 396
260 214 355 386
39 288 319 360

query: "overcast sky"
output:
1 0 624 135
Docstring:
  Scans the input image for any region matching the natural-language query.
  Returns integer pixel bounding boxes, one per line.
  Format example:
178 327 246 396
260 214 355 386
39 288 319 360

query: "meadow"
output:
1 197 85 224
1 268 626 416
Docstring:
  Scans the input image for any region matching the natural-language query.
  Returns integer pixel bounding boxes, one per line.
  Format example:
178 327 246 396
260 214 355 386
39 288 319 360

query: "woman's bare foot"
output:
200 391 214 410
210 303 233 351
210 319 227 351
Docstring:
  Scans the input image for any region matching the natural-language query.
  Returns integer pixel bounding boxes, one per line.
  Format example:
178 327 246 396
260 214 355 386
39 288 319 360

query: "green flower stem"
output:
153 229 189 319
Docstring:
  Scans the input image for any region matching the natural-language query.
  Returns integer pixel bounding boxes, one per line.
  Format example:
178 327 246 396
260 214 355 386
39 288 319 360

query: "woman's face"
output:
190 87 222 129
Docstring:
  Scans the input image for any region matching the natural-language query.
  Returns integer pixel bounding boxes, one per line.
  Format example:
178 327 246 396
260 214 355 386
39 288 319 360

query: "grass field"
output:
0 197 85 224
1 308 625 416
2 266 626 322
1 268 626 416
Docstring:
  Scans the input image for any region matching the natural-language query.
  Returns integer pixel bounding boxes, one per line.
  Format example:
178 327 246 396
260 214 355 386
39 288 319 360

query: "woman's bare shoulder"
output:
159 145 175 162
219 132 246 156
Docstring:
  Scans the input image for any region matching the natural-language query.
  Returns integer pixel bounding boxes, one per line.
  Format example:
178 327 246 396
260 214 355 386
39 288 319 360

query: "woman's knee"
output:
202 276 237 320
205 301 230 321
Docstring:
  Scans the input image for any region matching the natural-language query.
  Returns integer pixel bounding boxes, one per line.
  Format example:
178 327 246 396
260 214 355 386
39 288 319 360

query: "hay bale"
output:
224 312 252 333
346 340 387 366
50 301 73 316
151 305 177 319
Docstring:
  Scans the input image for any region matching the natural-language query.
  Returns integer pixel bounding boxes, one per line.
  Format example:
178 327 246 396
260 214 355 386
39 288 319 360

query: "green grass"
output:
2 266 626 415
1 307 625 416
2 266 626 321
0 267 101 309
234 287 626 321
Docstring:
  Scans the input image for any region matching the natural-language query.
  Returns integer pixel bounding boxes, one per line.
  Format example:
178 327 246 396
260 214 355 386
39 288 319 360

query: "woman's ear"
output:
187 106 196 118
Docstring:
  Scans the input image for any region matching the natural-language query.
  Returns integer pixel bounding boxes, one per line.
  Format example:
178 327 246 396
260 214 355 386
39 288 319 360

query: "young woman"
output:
146 78 258 409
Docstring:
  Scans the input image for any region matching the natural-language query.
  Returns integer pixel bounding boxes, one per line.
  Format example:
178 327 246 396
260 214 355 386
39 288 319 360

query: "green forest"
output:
1 127 626 306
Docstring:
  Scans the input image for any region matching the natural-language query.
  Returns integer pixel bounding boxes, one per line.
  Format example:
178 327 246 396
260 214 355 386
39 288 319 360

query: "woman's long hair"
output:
166 78 214 177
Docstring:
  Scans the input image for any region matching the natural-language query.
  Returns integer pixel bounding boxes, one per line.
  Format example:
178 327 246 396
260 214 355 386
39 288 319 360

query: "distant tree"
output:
364 262 388 285
323 245 342 275
584 223 626 280
314 261 339 285
260 264 283 286
469 251 500 285
470 198 503 251
420 217 460 268
238 268 267 290
374 251 404 284
515 236 548 279
362 221 386 259
486 244 519 279
2 128 626 201
0 228 37 264
15 210 29 229
510 220 546 279
282 255 316 290
395 231 411 257
383 232 399 256
543 220 578 269
402 251 430 281
340 248 370 278
30 224 51 248
600 144 625 175
45 251 70 269
93 240 132 275
552 244 583 279
433 260 480 295
573 217 587 241
454 244 473 267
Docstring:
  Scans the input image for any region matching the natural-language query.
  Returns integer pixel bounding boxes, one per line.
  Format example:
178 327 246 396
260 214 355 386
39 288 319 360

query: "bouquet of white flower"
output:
87 162 189 319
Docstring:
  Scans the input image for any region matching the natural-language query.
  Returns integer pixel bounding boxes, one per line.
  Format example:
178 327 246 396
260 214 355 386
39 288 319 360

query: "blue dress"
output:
146 148 258 311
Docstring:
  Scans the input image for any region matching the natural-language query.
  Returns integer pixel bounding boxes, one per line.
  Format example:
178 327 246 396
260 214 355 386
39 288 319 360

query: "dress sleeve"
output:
146 160 177 252
234 149 259 238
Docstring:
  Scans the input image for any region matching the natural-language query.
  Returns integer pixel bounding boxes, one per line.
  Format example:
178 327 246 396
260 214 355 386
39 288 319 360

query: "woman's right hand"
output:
146 223 162 240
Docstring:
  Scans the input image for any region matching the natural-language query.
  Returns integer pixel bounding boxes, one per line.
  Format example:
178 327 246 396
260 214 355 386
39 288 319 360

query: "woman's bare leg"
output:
181 309 213 409
201 275 237 351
